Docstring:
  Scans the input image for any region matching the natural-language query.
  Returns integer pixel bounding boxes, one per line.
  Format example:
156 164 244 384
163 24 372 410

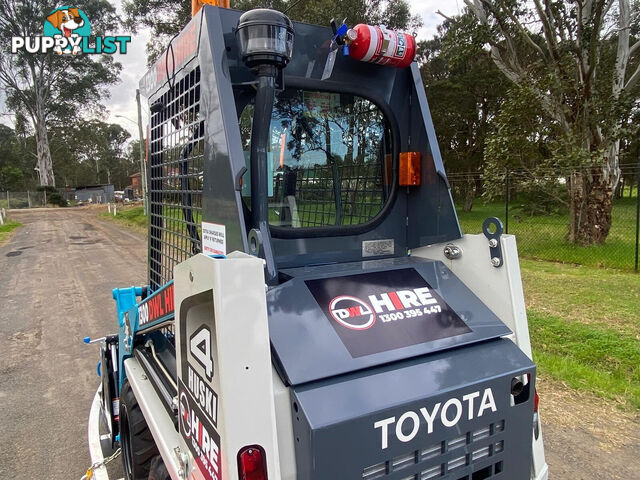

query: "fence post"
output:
505 169 510 234
635 159 640 273
0 209 3 225
6 191 9 210
43 189 47 206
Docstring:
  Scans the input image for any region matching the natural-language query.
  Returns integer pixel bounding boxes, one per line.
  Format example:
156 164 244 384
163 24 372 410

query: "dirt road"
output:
0 208 145 479
1 208 639 479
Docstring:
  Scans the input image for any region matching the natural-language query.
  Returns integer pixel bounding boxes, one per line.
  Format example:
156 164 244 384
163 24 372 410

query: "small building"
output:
74 184 115 203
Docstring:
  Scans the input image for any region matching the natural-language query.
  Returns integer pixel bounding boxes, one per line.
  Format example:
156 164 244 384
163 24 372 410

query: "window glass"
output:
240 89 393 228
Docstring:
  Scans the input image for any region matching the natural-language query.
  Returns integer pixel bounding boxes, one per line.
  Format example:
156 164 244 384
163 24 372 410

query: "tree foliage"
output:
419 12 508 211
52 121 132 188
464 0 640 244
0 125 34 191
0 121 133 190
0 0 121 186
124 0 421 63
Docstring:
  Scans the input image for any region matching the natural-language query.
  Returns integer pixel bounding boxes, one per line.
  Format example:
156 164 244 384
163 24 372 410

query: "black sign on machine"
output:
179 320 221 480
305 268 471 358
179 379 222 480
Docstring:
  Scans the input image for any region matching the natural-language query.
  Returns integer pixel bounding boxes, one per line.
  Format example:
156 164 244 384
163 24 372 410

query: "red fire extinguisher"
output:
346 24 417 68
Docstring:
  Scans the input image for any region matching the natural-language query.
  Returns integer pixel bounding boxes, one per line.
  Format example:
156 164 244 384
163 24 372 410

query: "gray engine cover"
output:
268 257 511 385
291 338 535 480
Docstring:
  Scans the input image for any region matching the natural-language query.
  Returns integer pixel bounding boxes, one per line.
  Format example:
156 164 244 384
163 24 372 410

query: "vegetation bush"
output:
35 186 67 207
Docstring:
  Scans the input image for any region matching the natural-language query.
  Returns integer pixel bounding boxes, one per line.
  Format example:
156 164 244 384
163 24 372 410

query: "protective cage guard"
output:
149 67 204 294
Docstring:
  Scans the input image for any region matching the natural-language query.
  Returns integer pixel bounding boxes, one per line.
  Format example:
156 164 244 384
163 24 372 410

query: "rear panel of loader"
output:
140 6 465 290
269 257 535 479
292 339 534 480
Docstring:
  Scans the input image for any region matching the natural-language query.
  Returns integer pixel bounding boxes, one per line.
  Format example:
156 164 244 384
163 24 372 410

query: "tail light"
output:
534 389 540 413
238 445 268 480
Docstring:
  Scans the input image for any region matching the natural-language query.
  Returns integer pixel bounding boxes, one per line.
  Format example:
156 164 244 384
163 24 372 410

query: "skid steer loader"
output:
87 3 549 480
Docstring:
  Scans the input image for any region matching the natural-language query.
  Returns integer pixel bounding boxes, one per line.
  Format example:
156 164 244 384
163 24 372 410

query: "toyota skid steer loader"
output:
86 3 549 480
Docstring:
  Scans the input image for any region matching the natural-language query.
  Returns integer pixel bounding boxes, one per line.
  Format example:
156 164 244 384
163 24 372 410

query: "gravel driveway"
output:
0 208 145 479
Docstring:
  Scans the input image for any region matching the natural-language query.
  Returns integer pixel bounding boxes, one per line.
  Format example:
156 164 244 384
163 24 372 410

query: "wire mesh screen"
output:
271 163 387 227
149 66 204 293
448 164 640 271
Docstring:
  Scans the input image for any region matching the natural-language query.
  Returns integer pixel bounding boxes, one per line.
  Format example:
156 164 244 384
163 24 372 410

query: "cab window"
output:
240 89 393 228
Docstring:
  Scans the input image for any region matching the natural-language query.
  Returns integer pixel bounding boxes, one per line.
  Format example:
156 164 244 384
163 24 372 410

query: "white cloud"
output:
412 0 463 40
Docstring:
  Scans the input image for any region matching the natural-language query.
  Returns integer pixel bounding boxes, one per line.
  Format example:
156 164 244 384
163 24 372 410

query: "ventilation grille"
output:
148 66 204 293
362 421 505 480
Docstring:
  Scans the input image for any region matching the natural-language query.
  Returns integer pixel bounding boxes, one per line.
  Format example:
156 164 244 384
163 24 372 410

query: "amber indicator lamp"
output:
399 151 422 186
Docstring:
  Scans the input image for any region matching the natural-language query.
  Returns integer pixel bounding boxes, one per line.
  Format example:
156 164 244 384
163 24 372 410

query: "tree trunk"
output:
34 101 55 187
567 169 614 245
463 177 475 212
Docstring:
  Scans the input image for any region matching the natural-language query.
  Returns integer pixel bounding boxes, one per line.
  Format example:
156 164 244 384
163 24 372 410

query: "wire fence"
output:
0 189 105 208
4 163 640 272
0 191 49 209
448 164 640 272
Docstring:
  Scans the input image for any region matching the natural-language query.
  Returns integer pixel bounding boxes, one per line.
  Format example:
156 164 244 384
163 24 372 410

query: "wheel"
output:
119 379 159 480
148 455 171 480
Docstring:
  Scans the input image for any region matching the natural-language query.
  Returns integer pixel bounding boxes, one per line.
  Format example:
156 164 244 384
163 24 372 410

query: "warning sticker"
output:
202 222 226 256
303 91 339 114
305 268 471 358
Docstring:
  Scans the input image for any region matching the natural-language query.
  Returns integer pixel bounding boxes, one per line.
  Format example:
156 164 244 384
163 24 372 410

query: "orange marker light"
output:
399 152 421 186
192 0 230 17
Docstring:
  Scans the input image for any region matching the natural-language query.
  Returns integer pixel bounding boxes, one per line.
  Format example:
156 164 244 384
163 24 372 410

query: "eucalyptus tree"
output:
0 0 121 186
465 0 640 244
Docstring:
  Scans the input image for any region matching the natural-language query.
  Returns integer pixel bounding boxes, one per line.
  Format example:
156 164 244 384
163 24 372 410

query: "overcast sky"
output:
1 1 463 140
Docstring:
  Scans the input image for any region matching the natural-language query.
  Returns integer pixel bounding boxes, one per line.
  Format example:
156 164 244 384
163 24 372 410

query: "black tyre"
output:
120 380 159 480
148 455 171 480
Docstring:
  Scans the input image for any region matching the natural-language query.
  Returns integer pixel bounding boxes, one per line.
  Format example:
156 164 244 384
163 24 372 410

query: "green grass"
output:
521 259 640 335
529 311 640 409
99 205 203 237
521 260 640 410
459 196 640 407
0 220 22 244
457 198 639 270
100 206 148 232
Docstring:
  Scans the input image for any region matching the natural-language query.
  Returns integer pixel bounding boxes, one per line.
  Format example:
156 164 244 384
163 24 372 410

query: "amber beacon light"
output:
399 151 422 186
192 0 230 16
